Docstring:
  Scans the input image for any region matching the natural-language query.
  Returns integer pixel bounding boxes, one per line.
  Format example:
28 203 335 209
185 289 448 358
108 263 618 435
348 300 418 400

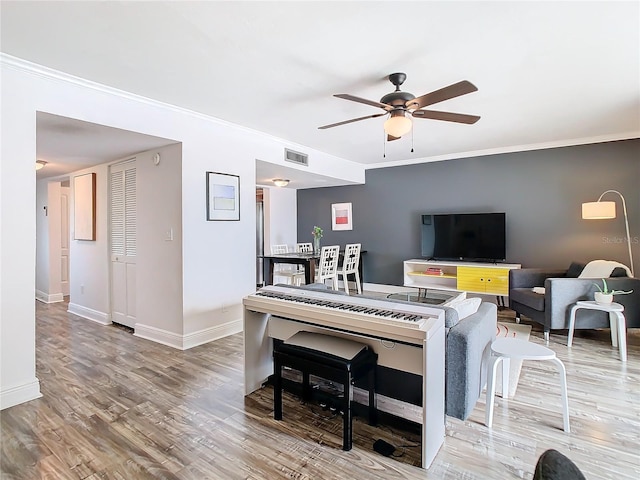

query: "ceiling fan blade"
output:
406 80 478 110
318 113 386 130
387 134 400 142
334 94 392 110
412 109 480 124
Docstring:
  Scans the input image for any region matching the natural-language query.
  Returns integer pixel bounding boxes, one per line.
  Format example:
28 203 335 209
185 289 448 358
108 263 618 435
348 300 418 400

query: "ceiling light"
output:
35 160 47 170
273 179 290 187
384 112 412 137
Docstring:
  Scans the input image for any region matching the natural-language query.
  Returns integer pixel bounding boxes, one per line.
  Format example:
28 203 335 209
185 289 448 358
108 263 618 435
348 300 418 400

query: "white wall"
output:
263 186 298 253
0 54 365 409
136 144 185 342
47 181 62 301
35 180 64 303
35 180 50 298
67 164 111 324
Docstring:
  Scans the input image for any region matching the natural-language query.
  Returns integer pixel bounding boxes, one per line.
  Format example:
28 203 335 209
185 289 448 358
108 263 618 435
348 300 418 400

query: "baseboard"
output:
134 324 184 349
0 378 42 410
67 303 111 325
134 319 242 350
183 319 243 349
35 290 64 304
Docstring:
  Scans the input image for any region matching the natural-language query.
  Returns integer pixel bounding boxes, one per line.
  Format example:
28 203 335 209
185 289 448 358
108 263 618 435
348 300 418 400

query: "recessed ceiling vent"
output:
284 148 308 166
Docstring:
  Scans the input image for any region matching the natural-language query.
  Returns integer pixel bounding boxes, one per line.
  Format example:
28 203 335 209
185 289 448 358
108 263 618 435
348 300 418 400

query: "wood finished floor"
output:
1 299 639 479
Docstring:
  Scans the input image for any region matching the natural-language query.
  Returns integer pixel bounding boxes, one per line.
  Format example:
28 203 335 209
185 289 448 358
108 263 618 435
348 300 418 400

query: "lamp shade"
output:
582 201 616 219
384 114 412 137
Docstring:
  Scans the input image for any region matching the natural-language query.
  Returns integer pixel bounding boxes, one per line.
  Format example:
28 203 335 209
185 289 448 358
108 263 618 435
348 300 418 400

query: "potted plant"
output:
311 226 323 254
593 278 633 305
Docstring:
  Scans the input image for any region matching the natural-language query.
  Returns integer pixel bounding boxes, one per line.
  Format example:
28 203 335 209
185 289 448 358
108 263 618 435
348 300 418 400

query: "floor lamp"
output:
582 189 635 277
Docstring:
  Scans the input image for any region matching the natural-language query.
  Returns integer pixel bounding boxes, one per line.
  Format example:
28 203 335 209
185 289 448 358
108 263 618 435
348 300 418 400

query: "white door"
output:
60 186 70 296
110 160 137 328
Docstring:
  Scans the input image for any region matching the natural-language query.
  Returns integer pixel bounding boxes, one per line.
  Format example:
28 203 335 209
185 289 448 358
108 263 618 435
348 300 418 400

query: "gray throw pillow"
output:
566 262 586 278
610 267 629 277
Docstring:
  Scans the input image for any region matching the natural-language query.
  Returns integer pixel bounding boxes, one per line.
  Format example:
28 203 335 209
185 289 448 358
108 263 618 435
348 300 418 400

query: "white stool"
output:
485 338 570 433
568 301 626 362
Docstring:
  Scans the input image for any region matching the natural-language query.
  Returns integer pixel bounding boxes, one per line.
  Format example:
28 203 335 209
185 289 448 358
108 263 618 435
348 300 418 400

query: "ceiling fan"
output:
319 73 480 141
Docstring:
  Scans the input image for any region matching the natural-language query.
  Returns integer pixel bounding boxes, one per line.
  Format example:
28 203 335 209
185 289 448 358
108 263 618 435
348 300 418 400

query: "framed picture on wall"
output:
206 172 240 221
73 172 96 240
331 202 353 231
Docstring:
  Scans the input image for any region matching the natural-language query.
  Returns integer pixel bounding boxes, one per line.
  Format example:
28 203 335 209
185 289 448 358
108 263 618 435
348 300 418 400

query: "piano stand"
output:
273 331 378 451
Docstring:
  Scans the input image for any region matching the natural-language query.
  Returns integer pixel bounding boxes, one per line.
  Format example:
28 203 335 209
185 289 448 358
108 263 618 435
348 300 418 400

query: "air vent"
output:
284 148 308 166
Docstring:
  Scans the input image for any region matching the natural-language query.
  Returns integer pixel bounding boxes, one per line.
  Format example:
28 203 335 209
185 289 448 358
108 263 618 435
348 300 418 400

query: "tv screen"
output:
421 213 506 262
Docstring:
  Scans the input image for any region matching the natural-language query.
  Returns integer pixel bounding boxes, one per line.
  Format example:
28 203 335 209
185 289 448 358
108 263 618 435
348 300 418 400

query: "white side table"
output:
485 338 570 433
568 301 626 362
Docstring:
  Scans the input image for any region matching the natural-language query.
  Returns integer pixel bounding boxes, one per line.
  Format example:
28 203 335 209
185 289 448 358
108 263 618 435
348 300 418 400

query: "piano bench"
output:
273 331 378 451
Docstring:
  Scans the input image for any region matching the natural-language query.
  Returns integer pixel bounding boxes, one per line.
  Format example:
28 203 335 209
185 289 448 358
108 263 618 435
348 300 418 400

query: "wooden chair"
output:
316 245 340 290
336 243 362 295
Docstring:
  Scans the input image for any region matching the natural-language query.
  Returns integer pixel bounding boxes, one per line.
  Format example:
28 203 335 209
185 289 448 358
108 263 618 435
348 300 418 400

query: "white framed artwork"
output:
73 172 96 240
331 202 353 231
206 172 240 221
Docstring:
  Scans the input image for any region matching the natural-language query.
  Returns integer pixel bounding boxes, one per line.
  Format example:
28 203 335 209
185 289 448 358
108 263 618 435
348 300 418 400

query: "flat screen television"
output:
421 212 506 262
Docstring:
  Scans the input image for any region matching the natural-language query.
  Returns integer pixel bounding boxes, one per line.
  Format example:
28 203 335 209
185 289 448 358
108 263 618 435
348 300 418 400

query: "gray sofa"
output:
510 264 639 341
440 301 496 420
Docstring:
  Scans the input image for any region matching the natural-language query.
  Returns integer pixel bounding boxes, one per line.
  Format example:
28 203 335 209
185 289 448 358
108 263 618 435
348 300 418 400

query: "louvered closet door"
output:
110 160 137 328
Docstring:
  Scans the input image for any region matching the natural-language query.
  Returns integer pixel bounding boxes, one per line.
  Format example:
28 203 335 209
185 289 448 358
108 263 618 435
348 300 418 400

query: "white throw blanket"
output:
578 260 632 278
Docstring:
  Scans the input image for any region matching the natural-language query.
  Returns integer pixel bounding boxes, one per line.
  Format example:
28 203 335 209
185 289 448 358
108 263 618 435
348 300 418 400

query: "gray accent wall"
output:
297 139 639 286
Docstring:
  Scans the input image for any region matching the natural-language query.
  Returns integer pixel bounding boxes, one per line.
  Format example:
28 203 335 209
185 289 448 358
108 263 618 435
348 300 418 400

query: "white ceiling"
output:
2 1 639 185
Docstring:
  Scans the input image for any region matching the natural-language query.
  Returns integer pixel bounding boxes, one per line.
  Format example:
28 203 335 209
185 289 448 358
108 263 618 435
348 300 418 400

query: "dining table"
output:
261 250 366 287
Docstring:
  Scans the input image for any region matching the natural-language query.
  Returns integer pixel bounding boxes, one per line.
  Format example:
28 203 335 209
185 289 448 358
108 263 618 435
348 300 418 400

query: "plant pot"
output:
594 292 613 305
313 237 321 255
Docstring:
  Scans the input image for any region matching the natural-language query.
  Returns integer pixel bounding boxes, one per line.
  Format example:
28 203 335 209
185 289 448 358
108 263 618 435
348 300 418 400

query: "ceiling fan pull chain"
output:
383 130 386 158
411 128 414 153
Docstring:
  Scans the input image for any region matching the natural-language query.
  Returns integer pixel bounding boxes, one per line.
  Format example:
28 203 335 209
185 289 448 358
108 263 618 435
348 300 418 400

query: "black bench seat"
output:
273 331 378 451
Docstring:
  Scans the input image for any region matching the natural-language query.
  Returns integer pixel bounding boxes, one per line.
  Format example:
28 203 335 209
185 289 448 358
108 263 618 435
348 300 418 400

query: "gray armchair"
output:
509 263 639 342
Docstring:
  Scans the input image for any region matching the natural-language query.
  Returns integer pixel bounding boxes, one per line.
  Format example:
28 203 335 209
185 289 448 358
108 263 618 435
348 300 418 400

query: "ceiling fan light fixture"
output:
384 114 412 137
35 160 47 170
273 178 290 187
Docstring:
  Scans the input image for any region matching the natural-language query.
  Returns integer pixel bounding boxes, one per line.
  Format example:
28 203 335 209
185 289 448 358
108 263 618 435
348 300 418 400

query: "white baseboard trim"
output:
183 319 243 350
35 290 64 304
135 319 243 350
0 378 42 410
67 303 111 326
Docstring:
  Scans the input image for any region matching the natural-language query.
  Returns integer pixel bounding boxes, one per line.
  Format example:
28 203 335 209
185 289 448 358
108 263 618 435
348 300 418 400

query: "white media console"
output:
403 259 521 296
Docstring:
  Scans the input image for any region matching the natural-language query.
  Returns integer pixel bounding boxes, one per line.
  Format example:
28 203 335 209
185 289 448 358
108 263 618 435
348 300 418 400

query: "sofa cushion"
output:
565 261 585 278
510 287 545 311
449 297 481 322
611 267 629 277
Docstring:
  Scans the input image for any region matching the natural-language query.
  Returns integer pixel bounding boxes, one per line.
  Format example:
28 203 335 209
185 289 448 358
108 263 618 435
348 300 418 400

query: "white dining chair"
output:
270 244 297 285
336 243 362 295
316 245 340 290
296 242 313 253
291 243 314 285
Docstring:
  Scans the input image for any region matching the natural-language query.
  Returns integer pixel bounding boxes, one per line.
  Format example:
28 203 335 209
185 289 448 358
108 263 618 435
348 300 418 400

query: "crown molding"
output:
366 132 640 170
0 53 329 157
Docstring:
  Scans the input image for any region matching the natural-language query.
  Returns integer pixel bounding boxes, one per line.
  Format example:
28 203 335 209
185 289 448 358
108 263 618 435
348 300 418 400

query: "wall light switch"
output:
165 228 173 241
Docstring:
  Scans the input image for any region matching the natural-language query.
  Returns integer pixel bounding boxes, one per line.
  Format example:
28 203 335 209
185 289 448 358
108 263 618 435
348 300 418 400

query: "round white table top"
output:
491 338 556 360
575 300 624 312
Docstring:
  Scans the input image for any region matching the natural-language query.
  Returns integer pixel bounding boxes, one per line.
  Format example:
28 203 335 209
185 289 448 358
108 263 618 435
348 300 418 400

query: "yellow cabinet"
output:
457 266 510 295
